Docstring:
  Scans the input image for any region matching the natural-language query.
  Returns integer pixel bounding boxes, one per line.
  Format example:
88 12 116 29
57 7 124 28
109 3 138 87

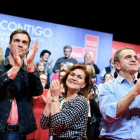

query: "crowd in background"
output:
1 33 140 140
24 45 118 140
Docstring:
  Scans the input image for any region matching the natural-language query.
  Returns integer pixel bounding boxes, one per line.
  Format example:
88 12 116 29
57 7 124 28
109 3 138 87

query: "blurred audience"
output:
135 63 140 78
0 42 3 61
59 69 66 80
85 63 102 140
26 73 49 140
51 62 69 82
36 61 46 74
98 73 113 94
39 49 53 88
83 53 100 83
53 45 78 73
100 57 117 80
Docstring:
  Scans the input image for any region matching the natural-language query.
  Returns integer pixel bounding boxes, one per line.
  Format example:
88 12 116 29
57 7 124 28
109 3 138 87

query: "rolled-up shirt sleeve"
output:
99 82 119 122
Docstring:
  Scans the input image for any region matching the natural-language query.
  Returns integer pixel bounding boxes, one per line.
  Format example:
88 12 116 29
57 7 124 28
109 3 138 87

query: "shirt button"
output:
5 78 8 81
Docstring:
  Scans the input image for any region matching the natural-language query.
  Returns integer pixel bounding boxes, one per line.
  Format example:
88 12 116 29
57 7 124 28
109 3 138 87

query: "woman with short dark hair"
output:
40 64 92 140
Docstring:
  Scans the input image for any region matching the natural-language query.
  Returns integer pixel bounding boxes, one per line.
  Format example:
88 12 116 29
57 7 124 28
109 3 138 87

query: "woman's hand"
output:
46 89 52 105
50 79 63 98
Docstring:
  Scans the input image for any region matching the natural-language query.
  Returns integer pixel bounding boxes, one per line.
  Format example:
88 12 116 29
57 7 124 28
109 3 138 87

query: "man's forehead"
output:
64 49 71 52
13 34 29 41
121 49 136 56
85 54 91 58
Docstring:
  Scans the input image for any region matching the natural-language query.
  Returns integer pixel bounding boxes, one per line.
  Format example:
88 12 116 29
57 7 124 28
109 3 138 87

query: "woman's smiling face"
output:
66 69 86 91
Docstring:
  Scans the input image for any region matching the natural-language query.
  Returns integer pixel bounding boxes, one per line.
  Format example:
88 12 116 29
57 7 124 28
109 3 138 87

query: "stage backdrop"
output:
111 41 140 63
0 13 113 84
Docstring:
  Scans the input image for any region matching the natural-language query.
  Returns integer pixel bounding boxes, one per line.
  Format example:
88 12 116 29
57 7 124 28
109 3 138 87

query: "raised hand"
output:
10 43 22 68
46 89 52 105
50 79 62 98
49 59 53 65
26 39 39 65
133 78 140 95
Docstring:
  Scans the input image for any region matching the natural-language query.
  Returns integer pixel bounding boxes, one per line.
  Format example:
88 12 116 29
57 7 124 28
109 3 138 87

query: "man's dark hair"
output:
9 29 31 45
40 50 51 58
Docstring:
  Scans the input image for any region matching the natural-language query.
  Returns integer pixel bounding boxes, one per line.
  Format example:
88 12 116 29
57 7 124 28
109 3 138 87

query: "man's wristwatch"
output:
52 98 59 102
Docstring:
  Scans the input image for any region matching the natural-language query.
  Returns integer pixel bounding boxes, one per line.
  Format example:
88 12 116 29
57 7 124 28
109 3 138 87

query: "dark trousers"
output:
0 124 26 140
4 130 26 140
86 118 102 140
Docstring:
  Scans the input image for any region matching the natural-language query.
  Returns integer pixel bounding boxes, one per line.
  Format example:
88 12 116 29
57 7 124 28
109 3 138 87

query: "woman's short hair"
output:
40 50 51 58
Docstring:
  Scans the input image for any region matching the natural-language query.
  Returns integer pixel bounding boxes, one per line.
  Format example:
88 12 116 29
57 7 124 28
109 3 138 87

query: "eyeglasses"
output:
40 78 47 81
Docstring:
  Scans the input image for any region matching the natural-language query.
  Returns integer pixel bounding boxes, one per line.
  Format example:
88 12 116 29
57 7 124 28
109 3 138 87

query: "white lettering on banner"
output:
0 31 10 36
71 52 82 58
0 20 52 37
31 37 45 42
86 40 98 46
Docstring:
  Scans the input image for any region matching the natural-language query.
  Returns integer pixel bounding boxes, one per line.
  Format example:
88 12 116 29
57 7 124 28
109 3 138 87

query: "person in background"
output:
58 69 67 98
83 53 100 84
97 73 113 139
0 29 43 140
100 57 117 80
40 64 91 139
97 73 113 95
135 63 140 78
51 62 69 83
26 73 49 140
39 49 53 88
53 45 78 73
98 47 140 139
59 69 66 80
86 63 97 86
36 61 46 74
0 41 4 61
85 63 102 140
4 47 9 58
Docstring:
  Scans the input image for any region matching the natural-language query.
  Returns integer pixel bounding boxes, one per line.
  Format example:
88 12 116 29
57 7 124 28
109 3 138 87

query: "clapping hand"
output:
49 59 53 65
50 79 63 98
26 39 39 65
46 89 52 105
9 43 22 68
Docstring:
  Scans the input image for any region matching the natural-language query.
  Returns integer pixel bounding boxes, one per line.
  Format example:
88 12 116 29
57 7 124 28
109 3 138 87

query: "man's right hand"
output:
10 43 22 68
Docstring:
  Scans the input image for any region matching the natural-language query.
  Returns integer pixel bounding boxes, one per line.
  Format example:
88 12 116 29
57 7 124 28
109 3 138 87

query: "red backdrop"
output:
111 41 140 63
